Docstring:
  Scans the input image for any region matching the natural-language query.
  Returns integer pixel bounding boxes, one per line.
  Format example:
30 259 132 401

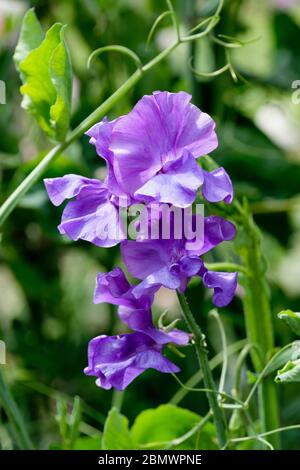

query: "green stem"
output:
0 370 33 449
170 338 247 405
177 291 228 449
237 204 281 449
111 390 124 412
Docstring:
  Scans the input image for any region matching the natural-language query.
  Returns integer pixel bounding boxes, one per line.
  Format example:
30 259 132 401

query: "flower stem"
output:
177 291 228 449
237 203 281 449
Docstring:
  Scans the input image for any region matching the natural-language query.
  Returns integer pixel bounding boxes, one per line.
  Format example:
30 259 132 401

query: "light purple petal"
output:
203 271 238 307
111 91 217 195
44 174 106 206
187 215 236 255
86 118 125 197
121 239 173 279
94 268 131 306
202 167 233 204
59 200 126 247
118 306 189 346
84 332 180 390
135 150 203 208
132 266 181 298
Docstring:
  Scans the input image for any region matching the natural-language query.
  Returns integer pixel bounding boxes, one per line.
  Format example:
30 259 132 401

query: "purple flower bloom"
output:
84 332 180 390
87 91 220 208
121 215 236 304
86 267 190 389
44 174 126 247
94 268 190 346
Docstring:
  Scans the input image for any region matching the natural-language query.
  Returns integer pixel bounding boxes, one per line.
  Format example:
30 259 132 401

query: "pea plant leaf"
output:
278 310 300 337
13 8 44 70
275 359 300 383
14 11 72 142
101 408 135 450
131 404 217 450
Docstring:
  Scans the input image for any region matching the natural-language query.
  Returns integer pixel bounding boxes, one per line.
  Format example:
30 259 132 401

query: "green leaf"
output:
102 408 135 450
275 359 300 383
49 27 73 142
73 435 101 450
278 310 300 336
13 9 44 70
15 15 72 142
131 404 217 450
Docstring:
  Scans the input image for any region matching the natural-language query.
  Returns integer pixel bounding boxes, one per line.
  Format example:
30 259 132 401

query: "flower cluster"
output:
44 91 237 390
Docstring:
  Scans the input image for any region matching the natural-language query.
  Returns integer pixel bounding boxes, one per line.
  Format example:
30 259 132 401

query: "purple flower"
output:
87 91 223 208
86 267 190 390
94 268 190 346
121 215 236 305
84 332 180 390
44 174 126 247
203 271 238 308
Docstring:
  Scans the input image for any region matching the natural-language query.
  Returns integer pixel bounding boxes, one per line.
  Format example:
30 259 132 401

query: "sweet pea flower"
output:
84 332 180 390
121 215 237 307
85 267 190 390
94 268 190 346
87 91 233 208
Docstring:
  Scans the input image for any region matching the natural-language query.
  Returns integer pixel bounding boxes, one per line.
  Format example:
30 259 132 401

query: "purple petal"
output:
202 168 233 204
84 332 179 390
135 150 203 208
94 268 131 306
59 200 126 247
111 91 217 195
121 239 173 279
187 215 236 255
118 306 189 346
132 266 181 298
179 256 203 277
86 118 125 197
44 174 106 206
203 271 238 307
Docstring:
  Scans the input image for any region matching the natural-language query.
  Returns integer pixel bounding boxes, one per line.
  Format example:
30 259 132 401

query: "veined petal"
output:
111 91 217 195
59 200 126 247
84 332 179 390
135 150 203 208
44 174 106 206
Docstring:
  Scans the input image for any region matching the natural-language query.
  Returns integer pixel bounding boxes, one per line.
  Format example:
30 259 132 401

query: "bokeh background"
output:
1 0 300 449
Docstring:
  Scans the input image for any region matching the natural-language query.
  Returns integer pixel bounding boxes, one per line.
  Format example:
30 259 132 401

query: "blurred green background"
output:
1 0 300 450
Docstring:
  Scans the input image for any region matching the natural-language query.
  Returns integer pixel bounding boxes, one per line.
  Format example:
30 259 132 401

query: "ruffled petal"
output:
187 215 236 255
203 271 238 307
84 333 180 390
59 200 126 247
44 174 106 206
121 239 172 279
86 118 125 197
135 150 203 208
132 266 181 298
94 268 131 306
202 167 233 204
111 91 217 195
